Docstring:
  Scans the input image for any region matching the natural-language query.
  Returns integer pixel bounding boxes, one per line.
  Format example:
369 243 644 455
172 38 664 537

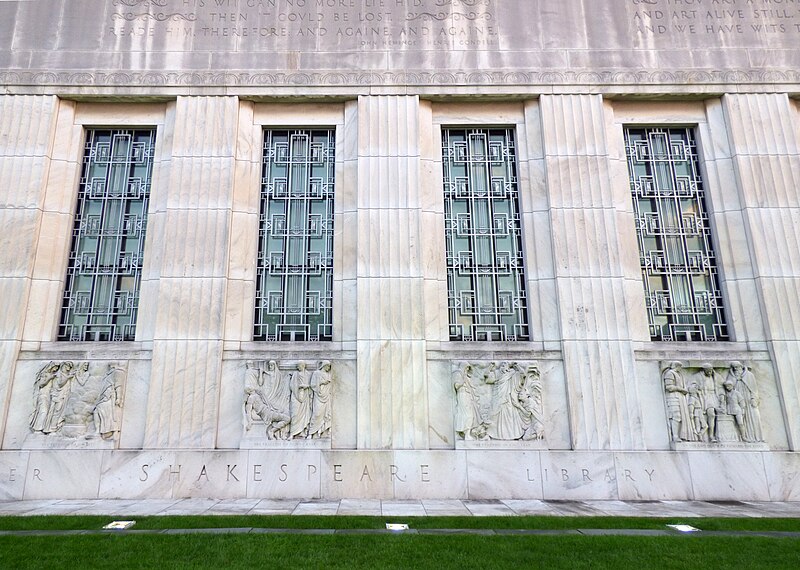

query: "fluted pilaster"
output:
143 96 239 448
0 95 59 443
723 93 800 449
356 95 430 449
540 94 645 450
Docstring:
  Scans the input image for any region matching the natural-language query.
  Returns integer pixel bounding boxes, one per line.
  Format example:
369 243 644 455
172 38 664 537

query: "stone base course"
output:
1 450 797 502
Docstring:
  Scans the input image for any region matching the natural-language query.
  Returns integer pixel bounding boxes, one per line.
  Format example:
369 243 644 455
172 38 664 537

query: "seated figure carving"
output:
243 359 334 440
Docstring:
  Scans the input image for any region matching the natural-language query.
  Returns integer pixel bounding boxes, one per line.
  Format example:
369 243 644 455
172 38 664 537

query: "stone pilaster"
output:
0 95 59 443
540 94 645 450
356 95 430 449
723 93 800 450
143 96 239 448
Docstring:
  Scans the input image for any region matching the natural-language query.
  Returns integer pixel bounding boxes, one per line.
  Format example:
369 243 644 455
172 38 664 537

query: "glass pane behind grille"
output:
59 129 156 341
254 129 335 341
442 128 529 341
625 127 728 342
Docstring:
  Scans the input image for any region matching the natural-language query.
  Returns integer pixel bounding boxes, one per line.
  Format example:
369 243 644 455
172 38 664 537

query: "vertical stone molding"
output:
356 95 430 449
143 96 239 448
723 93 800 450
223 101 258 346
0 95 59 442
521 101 560 344
540 94 645 450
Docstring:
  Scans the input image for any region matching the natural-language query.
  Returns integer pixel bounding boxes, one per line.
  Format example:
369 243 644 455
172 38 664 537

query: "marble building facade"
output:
1 0 799 501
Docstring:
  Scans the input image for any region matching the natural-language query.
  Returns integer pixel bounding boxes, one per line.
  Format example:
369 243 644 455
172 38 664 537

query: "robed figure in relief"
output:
307 360 333 438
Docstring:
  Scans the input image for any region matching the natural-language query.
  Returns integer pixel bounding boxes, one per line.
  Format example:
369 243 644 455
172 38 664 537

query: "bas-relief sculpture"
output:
453 361 544 443
243 360 333 442
661 361 765 447
27 361 126 445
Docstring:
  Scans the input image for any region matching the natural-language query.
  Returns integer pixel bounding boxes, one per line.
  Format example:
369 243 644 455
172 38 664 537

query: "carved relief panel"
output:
453 361 545 447
242 360 333 448
26 361 127 448
660 360 766 449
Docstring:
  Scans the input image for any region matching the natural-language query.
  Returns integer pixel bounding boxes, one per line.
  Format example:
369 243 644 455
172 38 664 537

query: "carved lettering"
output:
582 469 592 482
390 464 406 482
227 464 240 482
526 468 536 482
334 464 342 482
197 465 209 481
646 468 656 481
112 0 500 50
420 464 430 483
604 470 615 483
561 469 569 481
140 464 149 482
279 464 288 482
360 465 373 482
633 0 800 37
624 469 635 482
169 464 181 481
9 468 16 482
253 464 263 482
33 468 42 481
308 465 317 480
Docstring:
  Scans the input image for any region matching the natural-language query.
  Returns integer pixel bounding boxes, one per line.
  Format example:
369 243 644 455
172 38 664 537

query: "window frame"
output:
440 125 531 342
58 127 157 342
623 125 729 342
610 101 741 345
431 102 544 345
238 102 348 347
22 102 167 347
254 127 337 342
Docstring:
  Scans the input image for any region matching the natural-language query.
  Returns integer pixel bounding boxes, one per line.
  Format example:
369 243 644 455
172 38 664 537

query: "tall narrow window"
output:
255 129 335 341
625 127 728 341
59 129 156 341
442 128 529 341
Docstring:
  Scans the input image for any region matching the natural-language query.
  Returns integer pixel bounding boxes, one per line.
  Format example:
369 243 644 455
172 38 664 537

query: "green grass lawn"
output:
1 515 798 569
1 533 799 569
1 514 800 532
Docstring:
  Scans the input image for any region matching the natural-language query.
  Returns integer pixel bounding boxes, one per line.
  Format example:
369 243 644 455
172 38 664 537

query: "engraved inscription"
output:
107 0 499 48
631 0 800 36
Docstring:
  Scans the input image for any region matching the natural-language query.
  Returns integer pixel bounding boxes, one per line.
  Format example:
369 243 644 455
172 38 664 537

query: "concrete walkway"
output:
0 498 799 518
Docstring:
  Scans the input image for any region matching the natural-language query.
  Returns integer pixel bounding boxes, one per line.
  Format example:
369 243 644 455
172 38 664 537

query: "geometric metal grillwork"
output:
254 129 335 341
625 127 729 342
442 128 530 341
58 129 156 342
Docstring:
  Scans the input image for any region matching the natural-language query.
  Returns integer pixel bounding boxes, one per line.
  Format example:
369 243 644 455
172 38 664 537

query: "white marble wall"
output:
355 96 431 450
143 97 239 448
1 93 800 501
0 96 59 445
539 94 645 451
0 449 790 501
722 94 800 451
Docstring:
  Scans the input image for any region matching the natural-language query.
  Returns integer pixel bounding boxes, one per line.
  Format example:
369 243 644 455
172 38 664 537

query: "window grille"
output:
442 128 530 341
59 129 156 341
625 127 728 341
255 129 335 341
